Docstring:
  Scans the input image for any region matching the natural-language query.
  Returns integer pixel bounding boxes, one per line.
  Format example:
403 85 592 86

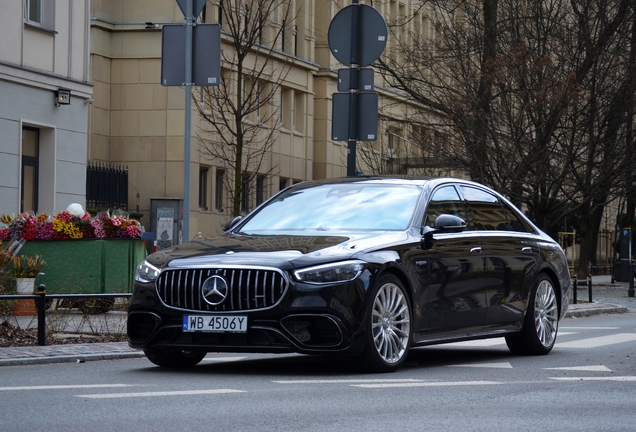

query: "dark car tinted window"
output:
501 202 531 232
425 186 467 228
239 183 422 232
459 186 508 231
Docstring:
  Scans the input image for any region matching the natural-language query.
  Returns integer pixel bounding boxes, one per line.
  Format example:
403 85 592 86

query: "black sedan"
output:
128 177 571 372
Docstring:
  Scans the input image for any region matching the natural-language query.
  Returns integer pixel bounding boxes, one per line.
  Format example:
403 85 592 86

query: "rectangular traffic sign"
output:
332 92 378 141
161 23 221 86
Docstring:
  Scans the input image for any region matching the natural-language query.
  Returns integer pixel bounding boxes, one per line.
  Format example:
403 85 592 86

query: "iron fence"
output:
0 289 131 346
86 162 128 210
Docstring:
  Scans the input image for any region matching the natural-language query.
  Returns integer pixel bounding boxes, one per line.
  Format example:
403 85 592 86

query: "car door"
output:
420 185 487 335
458 185 541 326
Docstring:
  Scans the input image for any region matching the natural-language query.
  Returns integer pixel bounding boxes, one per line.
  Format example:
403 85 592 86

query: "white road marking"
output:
0 384 132 391
75 389 245 399
449 362 513 369
550 377 636 382
560 327 619 330
440 339 506 347
544 365 612 372
201 356 246 362
352 381 501 388
274 379 422 385
556 333 636 349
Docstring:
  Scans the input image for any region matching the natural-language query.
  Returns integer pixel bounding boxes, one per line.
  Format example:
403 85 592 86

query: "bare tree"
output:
375 0 636 275
194 0 296 217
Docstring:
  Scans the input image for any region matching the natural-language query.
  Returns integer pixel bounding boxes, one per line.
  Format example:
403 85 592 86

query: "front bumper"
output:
127 275 370 356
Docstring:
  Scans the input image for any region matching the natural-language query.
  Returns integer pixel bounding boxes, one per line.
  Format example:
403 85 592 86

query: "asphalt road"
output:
1 312 634 432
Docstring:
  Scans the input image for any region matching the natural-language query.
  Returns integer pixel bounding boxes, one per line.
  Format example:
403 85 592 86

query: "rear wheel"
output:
355 274 412 373
144 349 206 367
506 274 559 355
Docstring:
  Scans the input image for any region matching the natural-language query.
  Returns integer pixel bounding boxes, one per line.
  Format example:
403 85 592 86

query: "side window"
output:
459 186 508 231
501 202 531 232
425 186 467 228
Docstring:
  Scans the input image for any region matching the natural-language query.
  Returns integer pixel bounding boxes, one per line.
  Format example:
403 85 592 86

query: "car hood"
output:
145 232 409 270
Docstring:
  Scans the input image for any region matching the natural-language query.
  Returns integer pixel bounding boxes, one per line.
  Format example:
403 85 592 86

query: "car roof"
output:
287 176 491 190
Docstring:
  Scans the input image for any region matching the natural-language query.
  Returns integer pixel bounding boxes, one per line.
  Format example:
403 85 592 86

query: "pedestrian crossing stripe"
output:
550 376 636 382
556 333 636 349
449 362 513 369
544 365 612 372
75 389 246 399
0 384 132 391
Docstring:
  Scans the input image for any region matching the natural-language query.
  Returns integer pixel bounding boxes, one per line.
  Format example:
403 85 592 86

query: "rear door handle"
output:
470 247 482 254
521 247 532 254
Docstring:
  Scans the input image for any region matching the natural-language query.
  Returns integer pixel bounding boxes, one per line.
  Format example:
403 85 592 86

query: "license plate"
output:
182 315 248 333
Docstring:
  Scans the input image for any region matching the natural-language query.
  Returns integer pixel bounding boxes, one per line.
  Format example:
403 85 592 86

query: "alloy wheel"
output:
371 282 411 364
534 279 558 348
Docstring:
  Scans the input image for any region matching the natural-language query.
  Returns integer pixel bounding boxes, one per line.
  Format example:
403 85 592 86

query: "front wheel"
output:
355 274 412 373
506 274 559 355
144 349 206 367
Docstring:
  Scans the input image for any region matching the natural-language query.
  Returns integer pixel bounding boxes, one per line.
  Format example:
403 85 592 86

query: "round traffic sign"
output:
328 4 388 67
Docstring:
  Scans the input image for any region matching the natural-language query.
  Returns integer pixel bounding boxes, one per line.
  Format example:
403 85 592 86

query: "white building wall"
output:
0 0 93 216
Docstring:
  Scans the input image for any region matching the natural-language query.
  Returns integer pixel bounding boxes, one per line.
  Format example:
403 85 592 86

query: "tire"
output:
144 349 207 367
506 273 559 355
355 274 412 373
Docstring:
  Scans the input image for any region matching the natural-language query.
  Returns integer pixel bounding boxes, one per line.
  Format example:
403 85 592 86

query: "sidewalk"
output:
1 275 634 367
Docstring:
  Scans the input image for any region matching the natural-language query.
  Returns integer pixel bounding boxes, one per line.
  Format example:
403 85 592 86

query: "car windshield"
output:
239 183 422 233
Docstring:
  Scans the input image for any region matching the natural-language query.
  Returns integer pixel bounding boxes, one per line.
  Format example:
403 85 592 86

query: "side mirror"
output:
222 216 243 231
434 214 467 232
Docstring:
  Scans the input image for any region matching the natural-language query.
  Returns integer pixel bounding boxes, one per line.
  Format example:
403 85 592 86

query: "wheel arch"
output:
374 265 415 307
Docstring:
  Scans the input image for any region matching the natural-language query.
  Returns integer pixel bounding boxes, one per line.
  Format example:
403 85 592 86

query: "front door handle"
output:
522 247 532 254
470 247 482 254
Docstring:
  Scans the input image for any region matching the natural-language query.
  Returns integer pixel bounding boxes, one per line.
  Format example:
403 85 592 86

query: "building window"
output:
28 0 42 23
241 173 250 213
218 0 224 29
282 88 292 129
21 127 40 213
294 92 304 132
279 178 288 192
25 0 55 31
256 176 265 206
199 167 209 210
215 169 224 211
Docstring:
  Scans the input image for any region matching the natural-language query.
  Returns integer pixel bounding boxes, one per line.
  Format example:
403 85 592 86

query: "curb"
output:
565 304 632 318
0 351 145 367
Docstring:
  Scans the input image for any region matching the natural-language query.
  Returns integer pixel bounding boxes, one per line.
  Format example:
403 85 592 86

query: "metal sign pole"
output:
347 0 360 177
183 0 193 243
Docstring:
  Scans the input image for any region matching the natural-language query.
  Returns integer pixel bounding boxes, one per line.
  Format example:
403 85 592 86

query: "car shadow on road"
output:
134 345 517 377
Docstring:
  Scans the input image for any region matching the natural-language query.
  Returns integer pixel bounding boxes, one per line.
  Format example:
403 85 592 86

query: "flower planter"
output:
16 278 36 294
18 239 147 295
14 278 36 316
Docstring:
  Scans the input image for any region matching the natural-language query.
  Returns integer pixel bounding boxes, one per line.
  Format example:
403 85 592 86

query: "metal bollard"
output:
36 284 46 346
587 273 593 303
630 260 635 298
572 275 578 304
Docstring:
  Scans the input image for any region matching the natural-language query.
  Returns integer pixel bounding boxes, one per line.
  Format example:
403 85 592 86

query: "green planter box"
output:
18 239 147 294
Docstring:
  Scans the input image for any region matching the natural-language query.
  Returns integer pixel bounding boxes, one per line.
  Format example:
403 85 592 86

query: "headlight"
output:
135 260 161 283
294 260 365 285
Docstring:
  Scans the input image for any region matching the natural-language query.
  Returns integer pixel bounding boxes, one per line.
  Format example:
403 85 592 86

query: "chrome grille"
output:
156 267 288 312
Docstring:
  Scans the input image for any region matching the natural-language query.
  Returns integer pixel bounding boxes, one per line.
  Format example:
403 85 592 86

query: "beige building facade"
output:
86 0 428 239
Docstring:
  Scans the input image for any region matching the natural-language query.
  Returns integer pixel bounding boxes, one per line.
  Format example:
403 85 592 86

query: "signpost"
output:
161 0 220 243
328 1 388 176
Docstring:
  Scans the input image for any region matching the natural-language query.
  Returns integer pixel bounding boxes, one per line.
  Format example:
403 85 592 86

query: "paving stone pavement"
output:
1 275 634 367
